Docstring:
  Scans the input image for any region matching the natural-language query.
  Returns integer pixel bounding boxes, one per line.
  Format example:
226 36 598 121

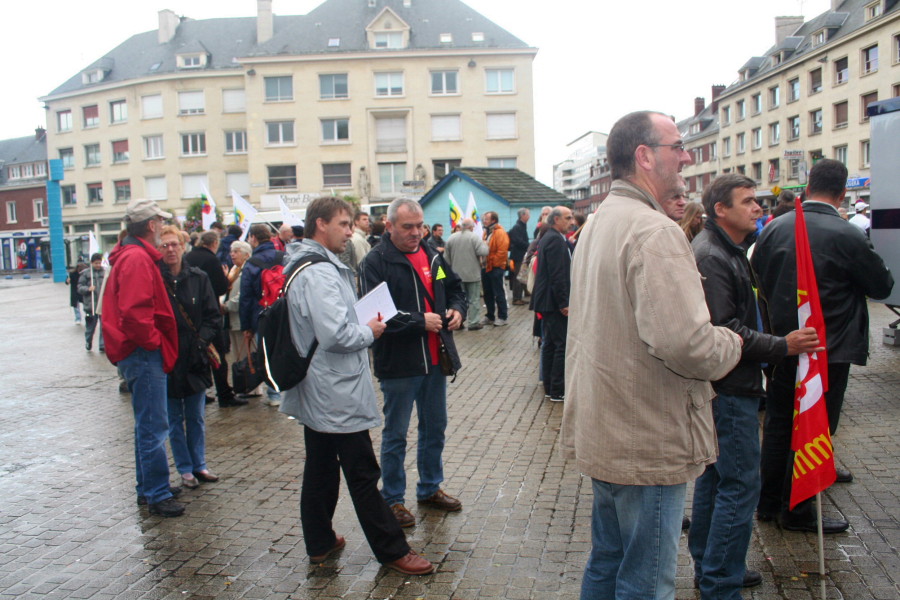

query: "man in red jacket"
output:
102 198 183 517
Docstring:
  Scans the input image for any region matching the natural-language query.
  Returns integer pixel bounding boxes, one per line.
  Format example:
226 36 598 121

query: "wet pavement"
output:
0 278 898 599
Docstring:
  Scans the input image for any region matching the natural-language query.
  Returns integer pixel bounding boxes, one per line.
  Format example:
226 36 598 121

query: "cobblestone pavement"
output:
0 278 898 599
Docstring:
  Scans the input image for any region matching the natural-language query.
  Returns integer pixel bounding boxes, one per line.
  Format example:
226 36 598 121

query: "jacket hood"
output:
286 238 348 271
108 235 162 266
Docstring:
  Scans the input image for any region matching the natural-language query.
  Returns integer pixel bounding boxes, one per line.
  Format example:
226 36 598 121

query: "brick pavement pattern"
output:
0 278 898 599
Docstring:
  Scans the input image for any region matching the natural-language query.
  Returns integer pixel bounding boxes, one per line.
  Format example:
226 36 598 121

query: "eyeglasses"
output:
646 142 686 153
159 242 182 250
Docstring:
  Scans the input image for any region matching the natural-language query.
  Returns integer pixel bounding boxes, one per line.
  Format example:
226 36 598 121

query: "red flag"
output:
789 201 836 509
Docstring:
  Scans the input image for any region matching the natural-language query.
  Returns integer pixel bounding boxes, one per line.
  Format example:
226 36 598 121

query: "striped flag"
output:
466 192 483 238
789 201 836 510
449 193 463 230
200 184 217 231
231 190 258 241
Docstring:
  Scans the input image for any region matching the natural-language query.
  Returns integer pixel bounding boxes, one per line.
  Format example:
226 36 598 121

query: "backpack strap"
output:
281 254 333 296
248 250 286 271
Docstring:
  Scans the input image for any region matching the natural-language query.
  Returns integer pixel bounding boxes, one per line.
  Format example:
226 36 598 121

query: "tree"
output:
184 198 224 232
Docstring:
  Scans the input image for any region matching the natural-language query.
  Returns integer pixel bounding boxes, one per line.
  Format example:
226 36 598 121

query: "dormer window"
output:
177 54 207 69
81 69 107 85
472 32 484 42
328 38 340 47
865 1 882 21
440 33 452 44
374 31 403 49
367 7 410 50
812 30 826 46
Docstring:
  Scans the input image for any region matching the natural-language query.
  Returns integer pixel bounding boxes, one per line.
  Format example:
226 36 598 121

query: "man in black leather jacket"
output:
689 174 822 597
752 159 893 533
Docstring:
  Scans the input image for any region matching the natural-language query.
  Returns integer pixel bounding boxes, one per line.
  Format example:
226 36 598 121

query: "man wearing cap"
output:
849 201 870 235
102 198 184 517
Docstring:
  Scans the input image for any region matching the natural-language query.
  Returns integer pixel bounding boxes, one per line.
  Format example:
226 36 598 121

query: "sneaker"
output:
384 550 434 576
549 396 564 402
148 497 185 518
391 503 416 528
266 398 281 407
493 319 508 327
479 317 495 326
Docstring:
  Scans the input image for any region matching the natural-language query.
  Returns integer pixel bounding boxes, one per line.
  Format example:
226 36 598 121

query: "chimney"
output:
710 84 726 112
694 97 706 117
775 16 804 46
258 0 273 44
158 9 180 44
35 127 46 141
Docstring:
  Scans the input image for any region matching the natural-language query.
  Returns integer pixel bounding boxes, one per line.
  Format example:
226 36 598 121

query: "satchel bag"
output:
516 258 531 286
165 279 220 370
232 339 263 394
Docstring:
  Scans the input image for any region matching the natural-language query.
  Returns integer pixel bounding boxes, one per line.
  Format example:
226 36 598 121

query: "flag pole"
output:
816 492 826 600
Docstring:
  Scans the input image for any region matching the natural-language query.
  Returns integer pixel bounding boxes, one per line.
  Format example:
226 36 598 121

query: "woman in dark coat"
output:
158 226 222 490
67 263 88 324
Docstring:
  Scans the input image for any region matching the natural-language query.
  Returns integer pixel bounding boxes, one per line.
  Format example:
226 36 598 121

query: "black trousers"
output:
540 310 568 398
301 426 409 563
211 331 234 402
758 362 851 519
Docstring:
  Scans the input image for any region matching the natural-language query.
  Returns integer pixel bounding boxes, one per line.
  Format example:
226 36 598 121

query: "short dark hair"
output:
249 223 271 242
354 211 369 224
483 211 498 223
291 225 304 239
125 217 153 238
702 174 757 220
607 111 662 180
431 223 443 231
306 196 352 236
199 231 219 248
227 224 243 237
806 158 848 200
211 221 224 230
777 189 795 204
90 253 103 262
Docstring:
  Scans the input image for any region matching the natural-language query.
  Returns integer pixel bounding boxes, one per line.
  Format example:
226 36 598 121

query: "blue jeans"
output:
118 348 173 504
481 268 508 321
379 369 447 505
581 479 686 600
688 394 761 599
167 390 207 475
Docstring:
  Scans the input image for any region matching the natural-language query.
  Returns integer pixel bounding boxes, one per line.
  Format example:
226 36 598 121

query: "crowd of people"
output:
85 107 893 593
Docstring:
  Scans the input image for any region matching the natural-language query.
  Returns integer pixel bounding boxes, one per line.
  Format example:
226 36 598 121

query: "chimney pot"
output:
158 9 180 44
35 127 46 141
694 97 706 117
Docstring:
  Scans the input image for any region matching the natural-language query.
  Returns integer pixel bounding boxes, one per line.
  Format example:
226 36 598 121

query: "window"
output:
722 105 732 125
751 94 762 114
895 83 900 98
485 69 515 94
85 144 100 166
225 130 247 154
375 72 404 96
861 91 878 121
472 32 484 42
374 31 403 49
375 117 406 152
810 68 822 93
487 157 517 169
768 159 780 182
328 38 340 47
769 122 780 145
378 162 405 194
141 94 163 119
145 176 166 201
222 89 246 113
810 109 823 134
486 112 517 139
834 57 849 84
321 118 350 143
319 74 348 99
433 159 462 179
789 159 800 180
723 137 731 157
87 183 103 205
735 100 745 120
5 201 17 223
862 45 879 74
737 165 746 175
114 180 131 203
226 172 250 197
177 91 205 115
59 148 74 169
710 141 717 159
440 33 453 43
112 139 129 163
264 76 293 101
788 116 800 140
769 85 780 109
181 174 208 198
736 132 746 154
7 165 20 179
431 70 459 95
751 127 762 150
62 185 76 206
181 132 207 156
266 121 295 145
35 162 45 177
813 30 826 46
834 101 848 128
57 110 72 132
83 105 99 128
322 163 352 187
33 199 45 222
144 135 164 159
895 33 900 64
789 78 800 102
431 114 461 141
268 165 297 190
866 1 882 20
834 145 848 166
110 100 127 123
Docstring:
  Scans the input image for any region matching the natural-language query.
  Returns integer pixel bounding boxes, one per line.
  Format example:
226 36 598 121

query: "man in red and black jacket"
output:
102 198 183 518
359 198 467 530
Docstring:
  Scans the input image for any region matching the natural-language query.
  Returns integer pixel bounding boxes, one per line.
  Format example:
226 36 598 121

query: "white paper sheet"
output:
354 281 398 325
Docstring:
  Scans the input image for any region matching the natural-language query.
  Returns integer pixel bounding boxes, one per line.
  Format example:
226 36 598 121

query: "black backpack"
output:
255 254 332 393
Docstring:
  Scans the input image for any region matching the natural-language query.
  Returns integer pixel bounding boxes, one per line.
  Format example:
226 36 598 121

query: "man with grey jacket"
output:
279 196 434 576
444 218 489 330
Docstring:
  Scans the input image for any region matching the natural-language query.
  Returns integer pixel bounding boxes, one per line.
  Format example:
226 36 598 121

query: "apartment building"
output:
552 131 608 204
677 86 724 201
712 0 900 206
40 0 537 249
0 130 50 270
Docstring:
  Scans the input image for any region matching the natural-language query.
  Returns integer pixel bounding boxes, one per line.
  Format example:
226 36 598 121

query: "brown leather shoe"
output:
309 535 345 564
384 550 434 575
418 489 462 512
391 503 416 527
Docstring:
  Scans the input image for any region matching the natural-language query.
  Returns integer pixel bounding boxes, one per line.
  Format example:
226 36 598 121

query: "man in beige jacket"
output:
562 111 743 600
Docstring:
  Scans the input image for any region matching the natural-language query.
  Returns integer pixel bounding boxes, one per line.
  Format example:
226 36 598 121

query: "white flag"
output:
279 197 304 226
88 230 100 257
467 192 483 239
231 190 259 241
200 184 217 231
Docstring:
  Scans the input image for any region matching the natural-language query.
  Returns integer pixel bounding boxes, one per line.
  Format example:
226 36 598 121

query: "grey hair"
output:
461 218 475 230
230 240 252 257
517 207 530 219
548 207 566 226
387 197 423 224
